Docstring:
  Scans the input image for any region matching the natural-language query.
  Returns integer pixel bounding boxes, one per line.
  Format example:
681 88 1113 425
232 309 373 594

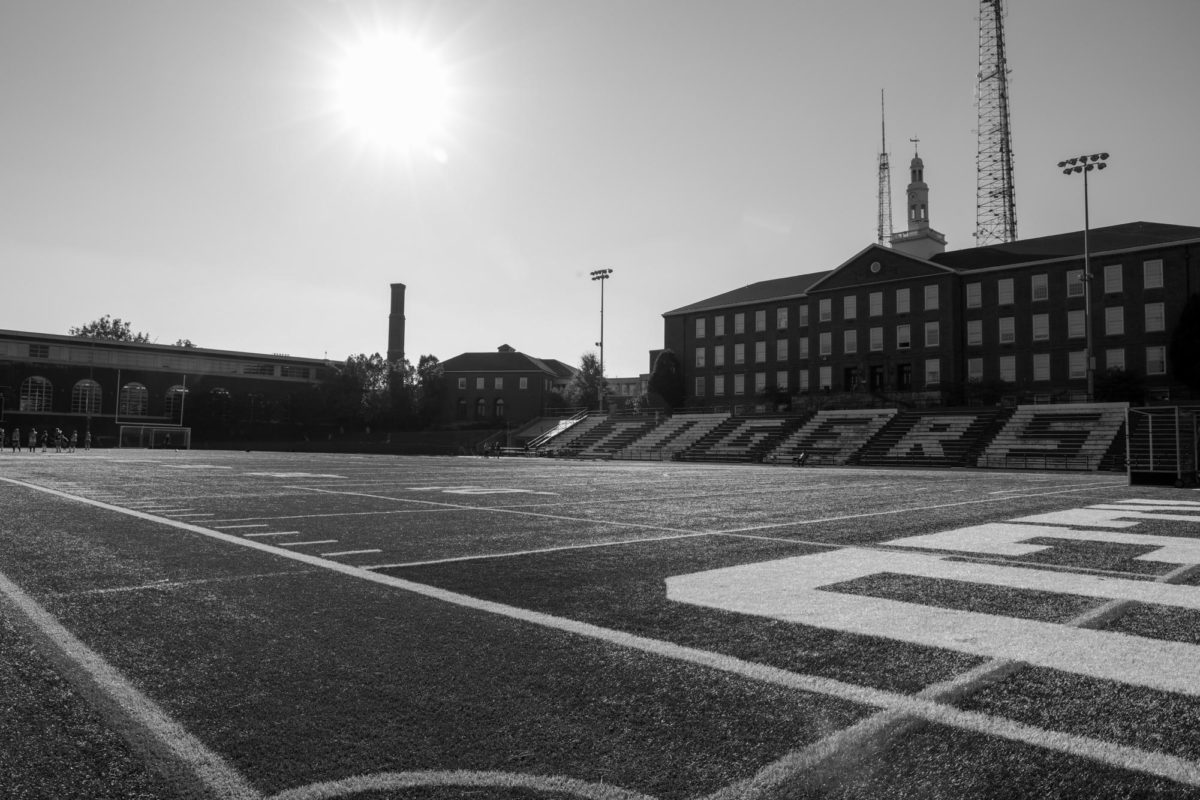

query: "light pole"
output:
590 268 613 411
1058 152 1108 401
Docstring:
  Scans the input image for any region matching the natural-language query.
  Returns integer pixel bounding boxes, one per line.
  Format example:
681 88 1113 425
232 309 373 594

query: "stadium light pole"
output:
590 268 613 412
1058 152 1109 402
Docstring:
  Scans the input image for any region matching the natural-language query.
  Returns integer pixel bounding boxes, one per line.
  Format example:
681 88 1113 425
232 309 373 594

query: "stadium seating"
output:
975 403 1128 471
764 409 896 465
678 415 808 463
609 413 730 461
852 408 1011 468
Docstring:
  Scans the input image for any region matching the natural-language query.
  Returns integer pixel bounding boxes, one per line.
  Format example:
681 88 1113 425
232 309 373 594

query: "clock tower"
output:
890 138 947 259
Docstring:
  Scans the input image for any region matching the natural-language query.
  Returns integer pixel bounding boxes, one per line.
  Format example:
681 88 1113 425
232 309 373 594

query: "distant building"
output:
663 150 1200 409
439 345 578 424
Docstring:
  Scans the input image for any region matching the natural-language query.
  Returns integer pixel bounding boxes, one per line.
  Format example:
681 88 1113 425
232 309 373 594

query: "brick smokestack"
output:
387 283 406 364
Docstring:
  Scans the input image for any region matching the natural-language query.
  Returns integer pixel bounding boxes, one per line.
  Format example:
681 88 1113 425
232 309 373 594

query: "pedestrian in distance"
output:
28 430 36 453
84 431 92 451
54 428 64 453
10 428 18 453
69 430 77 453
0 427 5 453
40 429 48 453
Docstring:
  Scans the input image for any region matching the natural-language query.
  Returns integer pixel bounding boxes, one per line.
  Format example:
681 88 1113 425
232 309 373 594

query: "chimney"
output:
387 283 406 364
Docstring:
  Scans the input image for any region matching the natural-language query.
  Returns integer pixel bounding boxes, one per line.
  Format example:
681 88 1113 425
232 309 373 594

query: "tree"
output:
565 352 606 409
647 349 685 409
328 353 392 427
1169 293 1200 394
69 315 151 342
415 354 445 426
174 339 197 348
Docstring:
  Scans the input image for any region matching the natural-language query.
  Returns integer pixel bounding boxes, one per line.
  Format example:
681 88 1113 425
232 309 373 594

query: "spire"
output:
877 90 893 245
889 137 946 259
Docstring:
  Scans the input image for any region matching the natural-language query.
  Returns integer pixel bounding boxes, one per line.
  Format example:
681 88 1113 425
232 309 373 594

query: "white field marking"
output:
405 485 559 496
167 513 215 518
320 549 383 558
277 540 339 548
1012 505 1200 528
0 568 261 800
887 522 1200 563
245 532 301 538
5 476 1198 790
244 472 346 479
213 524 270 530
164 465 233 470
266 769 656 800
60 572 312 597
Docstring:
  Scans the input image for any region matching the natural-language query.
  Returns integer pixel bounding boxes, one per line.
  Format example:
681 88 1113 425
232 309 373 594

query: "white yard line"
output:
244 531 300 538
320 549 383 557
277 540 339 548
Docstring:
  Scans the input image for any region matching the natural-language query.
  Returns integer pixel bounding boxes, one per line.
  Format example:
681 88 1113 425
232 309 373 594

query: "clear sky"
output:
3 1 1199 378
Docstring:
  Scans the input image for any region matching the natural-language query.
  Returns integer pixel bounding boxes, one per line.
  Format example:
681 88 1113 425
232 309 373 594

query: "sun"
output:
334 32 449 155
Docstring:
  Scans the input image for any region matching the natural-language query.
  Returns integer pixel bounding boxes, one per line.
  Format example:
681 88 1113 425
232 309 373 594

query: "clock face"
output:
870 262 882 274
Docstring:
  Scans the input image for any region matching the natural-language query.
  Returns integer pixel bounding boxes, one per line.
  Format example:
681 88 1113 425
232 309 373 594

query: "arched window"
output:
456 398 468 420
71 380 102 415
164 385 187 420
119 383 149 416
20 377 53 412
475 398 487 418
494 398 505 418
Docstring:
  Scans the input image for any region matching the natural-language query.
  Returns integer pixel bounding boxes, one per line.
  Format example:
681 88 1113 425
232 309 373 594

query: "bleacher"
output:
677 415 805 463
567 418 663 459
852 408 1011 468
765 409 896 465
975 403 1128 471
609 413 730 461
535 413 607 454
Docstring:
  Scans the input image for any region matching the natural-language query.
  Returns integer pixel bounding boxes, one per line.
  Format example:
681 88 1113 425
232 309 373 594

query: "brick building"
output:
439 345 577 424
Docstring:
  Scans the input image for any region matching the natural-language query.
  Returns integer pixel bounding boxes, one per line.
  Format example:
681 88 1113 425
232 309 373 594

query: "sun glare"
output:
335 32 449 155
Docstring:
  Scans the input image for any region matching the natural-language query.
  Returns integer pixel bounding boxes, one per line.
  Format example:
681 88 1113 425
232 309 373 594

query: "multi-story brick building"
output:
664 151 1200 409
439 346 577 424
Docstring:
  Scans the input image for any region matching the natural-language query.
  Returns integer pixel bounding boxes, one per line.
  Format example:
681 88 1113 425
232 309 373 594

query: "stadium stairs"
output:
676 414 808 463
850 407 1012 468
764 409 896 466
974 402 1129 471
562 416 664 459
609 413 730 461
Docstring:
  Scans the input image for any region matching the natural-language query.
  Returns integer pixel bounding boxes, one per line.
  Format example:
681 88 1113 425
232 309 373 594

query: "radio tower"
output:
877 90 894 245
975 0 1017 245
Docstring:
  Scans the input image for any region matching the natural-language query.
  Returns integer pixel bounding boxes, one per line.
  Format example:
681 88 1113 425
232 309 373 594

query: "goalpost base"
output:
118 426 191 450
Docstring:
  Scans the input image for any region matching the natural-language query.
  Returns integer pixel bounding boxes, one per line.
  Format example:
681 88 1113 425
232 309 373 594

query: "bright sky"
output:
3 1 1199 379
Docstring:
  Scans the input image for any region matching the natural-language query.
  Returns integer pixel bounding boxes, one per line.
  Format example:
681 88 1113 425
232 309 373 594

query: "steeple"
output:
889 136 946 259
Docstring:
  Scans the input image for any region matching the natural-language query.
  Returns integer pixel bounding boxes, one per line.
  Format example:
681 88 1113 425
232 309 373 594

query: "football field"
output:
2 450 1199 799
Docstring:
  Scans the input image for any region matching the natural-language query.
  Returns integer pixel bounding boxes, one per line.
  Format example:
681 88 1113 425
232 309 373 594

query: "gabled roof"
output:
803 242 954 293
663 271 831 317
931 221 1200 270
440 350 568 376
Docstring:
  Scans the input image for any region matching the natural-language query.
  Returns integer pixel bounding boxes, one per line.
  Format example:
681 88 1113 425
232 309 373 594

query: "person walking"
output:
69 430 77 453
10 428 18 453
84 431 92 451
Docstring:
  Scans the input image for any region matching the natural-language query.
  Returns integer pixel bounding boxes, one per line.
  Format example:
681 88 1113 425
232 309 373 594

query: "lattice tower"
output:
975 0 1017 245
877 90 894 245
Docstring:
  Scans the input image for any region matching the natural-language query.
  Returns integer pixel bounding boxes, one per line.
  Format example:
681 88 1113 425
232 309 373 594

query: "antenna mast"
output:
975 0 1017 245
877 90 894 245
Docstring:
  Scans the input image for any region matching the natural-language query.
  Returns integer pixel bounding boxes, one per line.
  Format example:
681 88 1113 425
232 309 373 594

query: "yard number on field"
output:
668 500 1200 697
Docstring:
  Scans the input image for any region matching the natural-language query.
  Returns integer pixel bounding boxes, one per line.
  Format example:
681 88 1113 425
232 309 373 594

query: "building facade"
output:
439 346 577 424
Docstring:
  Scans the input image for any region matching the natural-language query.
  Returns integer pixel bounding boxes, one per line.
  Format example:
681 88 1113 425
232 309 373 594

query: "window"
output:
999 317 1015 344
1032 274 1048 302
896 288 910 314
997 278 1014 305
713 346 725 367
819 331 832 356
1067 269 1085 297
458 377 467 389
734 374 745 395
1105 306 1124 336
819 366 832 391
696 318 706 338
243 364 275 376
1144 259 1164 289
1104 264 1123 294
519 377 528 390
966 282 982 308
71 379 102 415
694 377 706 398
494 377 503 390
869 327 883 351
456 398 468 419
843 295 857 320
1033 353 1050 382
734 313 745 334
20 376 52 412
896 324 911 349
797 371 810 392
755 372 767 392
776 370 788 390
164 385 186 420
924 321 939 348
1032 313 1049 341
475 398 487 418
119 383 149 417
844 329 858 354
734 343 745 365
755 309 766 332
924 284 939 311
494 398 506 418
819 298 832 322
869 291 883 316
755 341 766 363
476 377 485 390
798 338 809 359
925 359 940 386
714 316 726 336
1069 351 1087 379
967 319 983 346
776 307 788 329
776 339 788 361
1106 348 1126 372
695 347 706 368
1068 309 1086 338
280 366 310 379
968 358 983 381
713 375 725 396
798 305 809 327
1146 302 1166 332
1147 346 1167 374
999 356 1016 383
